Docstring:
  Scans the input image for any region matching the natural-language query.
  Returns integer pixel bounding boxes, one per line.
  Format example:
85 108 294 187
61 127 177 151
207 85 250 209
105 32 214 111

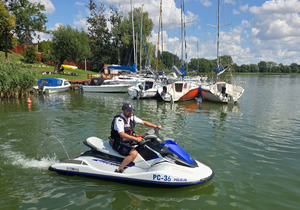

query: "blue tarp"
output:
37 78 63 86
108 63 137 73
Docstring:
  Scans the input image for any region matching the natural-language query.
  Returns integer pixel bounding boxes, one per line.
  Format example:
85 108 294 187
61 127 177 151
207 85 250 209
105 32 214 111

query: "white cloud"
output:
50 23 63 31
75 1 85 6
245 0 300 64
74 16 88 32
29 0 55 14
198 0 212 7
233 9 240 15
97 0 198 30
240 4 248 13
224 0 236 5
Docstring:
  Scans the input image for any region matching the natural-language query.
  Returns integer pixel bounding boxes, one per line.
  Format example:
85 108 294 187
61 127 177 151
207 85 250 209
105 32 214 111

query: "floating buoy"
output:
27 97 32 104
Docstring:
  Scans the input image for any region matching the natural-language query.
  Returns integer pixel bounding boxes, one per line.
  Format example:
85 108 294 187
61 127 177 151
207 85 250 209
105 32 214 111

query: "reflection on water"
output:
199 101 242 132
108 182 215 209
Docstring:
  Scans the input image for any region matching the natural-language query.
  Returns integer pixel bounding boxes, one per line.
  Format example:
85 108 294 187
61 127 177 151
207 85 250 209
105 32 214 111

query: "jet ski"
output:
49 129 214 186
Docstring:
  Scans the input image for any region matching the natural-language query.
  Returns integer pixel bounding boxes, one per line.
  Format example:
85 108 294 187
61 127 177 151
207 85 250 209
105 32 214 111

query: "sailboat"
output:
200 0 244 103
128 4 163 99
158 0 200 102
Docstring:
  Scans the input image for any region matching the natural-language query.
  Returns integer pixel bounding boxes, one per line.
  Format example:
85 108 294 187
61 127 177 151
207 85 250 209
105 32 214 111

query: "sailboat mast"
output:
131 1 137 66
155 0 163 72
140 5 144 73
217 0 220 67
181 0 184 66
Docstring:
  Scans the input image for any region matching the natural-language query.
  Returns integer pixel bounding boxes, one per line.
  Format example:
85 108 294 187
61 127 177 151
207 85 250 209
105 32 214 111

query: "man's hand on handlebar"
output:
156 125 162 130
135 136 144 142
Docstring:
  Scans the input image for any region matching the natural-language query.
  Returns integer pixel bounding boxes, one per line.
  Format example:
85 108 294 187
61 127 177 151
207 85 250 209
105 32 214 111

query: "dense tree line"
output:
187 57 300 74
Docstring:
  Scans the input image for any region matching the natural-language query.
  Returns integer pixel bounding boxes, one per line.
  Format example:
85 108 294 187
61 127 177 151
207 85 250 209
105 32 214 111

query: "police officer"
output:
112 103 162 173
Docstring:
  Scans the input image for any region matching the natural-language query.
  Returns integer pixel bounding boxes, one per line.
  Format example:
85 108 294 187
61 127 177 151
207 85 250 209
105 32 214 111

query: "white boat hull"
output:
158 81 200 102
82 84 131 93
201 81 244 103
128 87 158 98
44 85 70 94
127 80 161 99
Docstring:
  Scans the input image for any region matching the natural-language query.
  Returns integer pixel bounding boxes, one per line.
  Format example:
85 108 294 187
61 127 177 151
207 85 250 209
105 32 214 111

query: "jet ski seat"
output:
84 137 125 158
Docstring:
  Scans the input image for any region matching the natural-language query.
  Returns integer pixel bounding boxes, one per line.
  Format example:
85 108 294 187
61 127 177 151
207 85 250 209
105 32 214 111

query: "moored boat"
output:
61 64 78 70
158 81 200 102
33 78 70 94
128 79 161 99
201 80 244 103
80 78 132 93
201 1 244 103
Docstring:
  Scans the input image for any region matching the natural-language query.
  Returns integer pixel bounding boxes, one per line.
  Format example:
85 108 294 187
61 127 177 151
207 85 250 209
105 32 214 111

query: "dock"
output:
69 79 90 91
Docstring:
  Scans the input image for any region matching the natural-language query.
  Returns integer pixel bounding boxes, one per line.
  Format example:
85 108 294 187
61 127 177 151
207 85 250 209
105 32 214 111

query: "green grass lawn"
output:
0 50 24 63
0 51 95 80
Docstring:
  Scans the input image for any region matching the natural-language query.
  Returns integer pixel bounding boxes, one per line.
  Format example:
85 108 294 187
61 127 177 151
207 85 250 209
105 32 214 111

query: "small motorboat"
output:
49 129 214 187
128 79 161 99
33 78 70 94
61 64 78 70
80 78 132 93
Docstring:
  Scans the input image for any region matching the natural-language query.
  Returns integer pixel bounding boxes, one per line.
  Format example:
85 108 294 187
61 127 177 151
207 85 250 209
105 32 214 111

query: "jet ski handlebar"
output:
139 128 163 146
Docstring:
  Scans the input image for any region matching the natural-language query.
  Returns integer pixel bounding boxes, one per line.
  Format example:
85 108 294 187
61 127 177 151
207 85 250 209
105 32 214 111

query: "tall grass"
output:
0 61 37 98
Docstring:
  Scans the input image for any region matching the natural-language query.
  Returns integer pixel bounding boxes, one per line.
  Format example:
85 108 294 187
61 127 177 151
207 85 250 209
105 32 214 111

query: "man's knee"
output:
130 149 138 158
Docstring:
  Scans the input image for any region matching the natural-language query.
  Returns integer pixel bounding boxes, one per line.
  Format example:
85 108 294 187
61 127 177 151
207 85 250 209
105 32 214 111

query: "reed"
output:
0 61 37 98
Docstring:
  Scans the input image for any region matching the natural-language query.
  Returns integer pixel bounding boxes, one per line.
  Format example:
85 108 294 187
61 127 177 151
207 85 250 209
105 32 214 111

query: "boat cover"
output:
108 63 137 73
172 65 185 77
37 78 63 86
90 78 106 86
216 65 228 76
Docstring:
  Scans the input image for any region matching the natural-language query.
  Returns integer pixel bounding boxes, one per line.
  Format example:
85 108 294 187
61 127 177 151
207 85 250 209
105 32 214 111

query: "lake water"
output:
0 75 299 209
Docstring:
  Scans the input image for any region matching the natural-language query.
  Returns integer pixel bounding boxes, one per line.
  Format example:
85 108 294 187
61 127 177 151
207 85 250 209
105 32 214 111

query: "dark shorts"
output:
117 142 133 156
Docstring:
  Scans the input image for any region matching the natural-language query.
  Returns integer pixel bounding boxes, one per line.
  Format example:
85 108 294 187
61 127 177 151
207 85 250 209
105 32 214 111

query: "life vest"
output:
110 115 136 150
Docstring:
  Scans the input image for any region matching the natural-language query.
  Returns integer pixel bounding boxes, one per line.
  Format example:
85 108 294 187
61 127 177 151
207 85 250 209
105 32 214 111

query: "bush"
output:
23 45 37 63
0 61 37 98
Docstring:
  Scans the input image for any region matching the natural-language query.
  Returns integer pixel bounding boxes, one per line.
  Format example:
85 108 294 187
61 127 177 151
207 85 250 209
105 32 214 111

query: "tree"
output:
220 55 233 67
6 0 47 44
249 64 259 73
51 25 91 71
38 40 51 53
240 64 249 73
118 7 154 67
38 40 52 63
87 0 111 71
188 58 199 71
290 63 300 73
160 51 180 70
23 45 37 63
109 6 123 65
0 1 16 62
266 61 277 73
230 63 239 72
258 61 267 73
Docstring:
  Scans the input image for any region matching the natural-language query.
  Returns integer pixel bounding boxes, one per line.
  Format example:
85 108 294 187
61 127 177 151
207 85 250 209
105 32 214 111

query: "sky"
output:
29 0 300 65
